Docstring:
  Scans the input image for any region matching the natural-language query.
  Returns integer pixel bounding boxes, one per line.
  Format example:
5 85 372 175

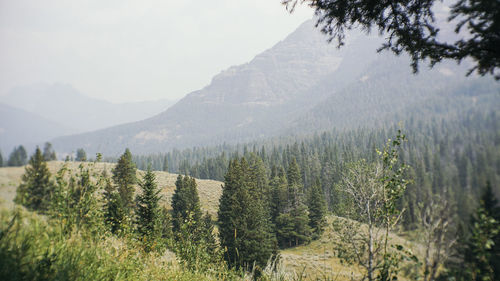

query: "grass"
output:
0 161 423 280
280 216 423 281
0 208 236 281
280 217 364 281
0 161 222 217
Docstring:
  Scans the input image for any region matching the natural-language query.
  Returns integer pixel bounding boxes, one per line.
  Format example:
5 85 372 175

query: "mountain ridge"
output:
2 83 176 134
50 19 499 156
0 103 71 153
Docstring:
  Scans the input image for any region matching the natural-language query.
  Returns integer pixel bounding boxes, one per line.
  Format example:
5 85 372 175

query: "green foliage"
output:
75 148 87 162
159 207 173 240
104 184 126 234
466 206 499 280
377 130 411 280
171 174 202 234
270 168 288 230
50 163 105 235
0 209 230 281
287 158 302 187
0 150 3 167
15 147 55 212
112 148 137 212
444 182 500 281
274 158 312 248
218 158 276 271
135 167 162 251
163 155 169 172
332 131 412 281
307 178 327 238
43 142 57 161
173 212 221 273
7 145 27 167
283 0 500 78
449 0 500 78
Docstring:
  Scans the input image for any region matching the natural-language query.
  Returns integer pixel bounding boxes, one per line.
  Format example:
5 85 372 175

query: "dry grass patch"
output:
0 161 222 216
280 216 423 281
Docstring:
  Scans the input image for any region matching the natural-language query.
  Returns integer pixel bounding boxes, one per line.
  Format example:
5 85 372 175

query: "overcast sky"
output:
0 0 313 103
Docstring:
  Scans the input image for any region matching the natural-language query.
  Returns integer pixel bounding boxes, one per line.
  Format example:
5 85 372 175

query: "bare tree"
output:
333 131 410 281
333 160 386 281
418 194 457 281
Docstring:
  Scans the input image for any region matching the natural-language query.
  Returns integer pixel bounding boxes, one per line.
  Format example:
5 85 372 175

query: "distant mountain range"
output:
40 20 500 156
0 83 175 153
0 103 70 153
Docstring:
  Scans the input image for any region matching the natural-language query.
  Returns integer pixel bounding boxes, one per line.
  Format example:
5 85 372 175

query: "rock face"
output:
50 19 499 156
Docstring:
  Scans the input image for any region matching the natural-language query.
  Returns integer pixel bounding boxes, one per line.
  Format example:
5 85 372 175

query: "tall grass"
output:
0 208 234 281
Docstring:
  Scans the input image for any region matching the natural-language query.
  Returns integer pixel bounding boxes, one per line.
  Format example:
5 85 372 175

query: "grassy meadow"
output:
0 161 427 280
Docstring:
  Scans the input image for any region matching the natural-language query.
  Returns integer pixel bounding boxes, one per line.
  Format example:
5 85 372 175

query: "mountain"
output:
288 54 500 134
0 103 70 153
1 83 176 134
51 20 500 156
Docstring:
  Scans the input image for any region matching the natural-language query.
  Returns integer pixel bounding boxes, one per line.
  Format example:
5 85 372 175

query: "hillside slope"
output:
0 161 221 217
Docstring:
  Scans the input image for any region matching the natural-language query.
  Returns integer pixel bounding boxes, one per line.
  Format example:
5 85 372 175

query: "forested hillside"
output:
127 106 498 227
3 116 499 280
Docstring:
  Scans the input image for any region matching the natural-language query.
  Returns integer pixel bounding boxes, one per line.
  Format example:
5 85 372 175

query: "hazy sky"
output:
0 0 313 103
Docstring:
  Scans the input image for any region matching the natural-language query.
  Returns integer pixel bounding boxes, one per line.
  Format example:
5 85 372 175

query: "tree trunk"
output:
368 201 374 281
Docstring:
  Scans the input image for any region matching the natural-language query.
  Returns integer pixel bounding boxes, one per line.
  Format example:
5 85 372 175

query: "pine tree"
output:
308 178 327 238
42 142 57 161
461 182 500 280
275 158 311 248
200 212 218 258
171 177 216 270
270 167 288 227
483 182 500 276
75 148 87 162
287 157 302 187
218 158 275 270
159 207 173 240
7 145 27 166
14 147 54 212
248 153 269 201
69 165 104 232
0 150 3 167
135 167 162 251
171 174 202 234
112 148 137 212
103 177 125 234
163 155 169 172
